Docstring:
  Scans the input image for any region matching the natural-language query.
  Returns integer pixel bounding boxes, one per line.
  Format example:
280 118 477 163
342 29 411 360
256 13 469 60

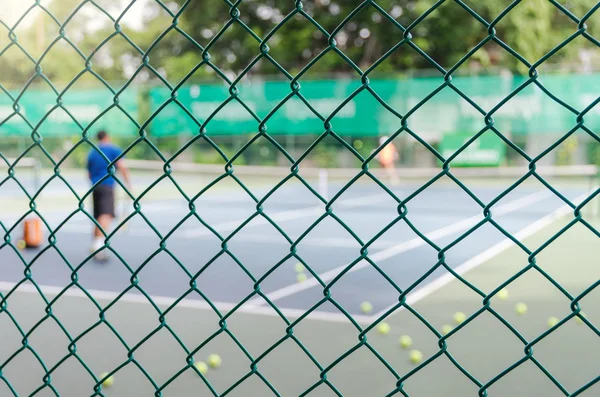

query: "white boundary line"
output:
181 191 396 238
2 189 584 325
246 190 552 307
9 191 395 240
368 191 589 320
0 191 395 325
0 281 372 324
41 222 397 249
0 191 582 326
203 234 397 249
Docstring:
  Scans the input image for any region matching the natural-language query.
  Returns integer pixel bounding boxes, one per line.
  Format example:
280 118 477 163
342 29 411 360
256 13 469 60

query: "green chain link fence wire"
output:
1 0 600 396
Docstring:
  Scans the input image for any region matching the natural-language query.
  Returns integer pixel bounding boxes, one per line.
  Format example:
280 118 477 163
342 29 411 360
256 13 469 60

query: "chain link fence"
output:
1 1 600 396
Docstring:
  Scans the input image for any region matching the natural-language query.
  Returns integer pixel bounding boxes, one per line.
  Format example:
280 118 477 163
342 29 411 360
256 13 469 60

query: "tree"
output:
165 0 600 80
1 0 599 86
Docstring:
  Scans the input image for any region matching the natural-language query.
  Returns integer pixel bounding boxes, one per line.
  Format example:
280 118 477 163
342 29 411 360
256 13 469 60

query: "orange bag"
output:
23 217 43 248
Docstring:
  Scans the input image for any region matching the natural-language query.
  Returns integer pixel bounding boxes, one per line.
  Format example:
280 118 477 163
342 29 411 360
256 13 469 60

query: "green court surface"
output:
2 214 597 397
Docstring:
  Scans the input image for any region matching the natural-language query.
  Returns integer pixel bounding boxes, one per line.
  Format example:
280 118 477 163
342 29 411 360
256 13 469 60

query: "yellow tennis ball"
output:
515 302 527 315
294 263 305 273
398 335 412 349
547 316 559 328
441 324 453 335
17 240 26 250
99 372 114 388
377 322 390 335
497 288 509 300
453 312 466 325
296 273 307 283
576 312 586 324
360 301 373 314
194 361 208 375
207 354 221 369
409 350 423 365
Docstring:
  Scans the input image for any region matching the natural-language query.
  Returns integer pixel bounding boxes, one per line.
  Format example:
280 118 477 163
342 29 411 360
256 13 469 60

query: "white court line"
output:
369 191 590 320
0 190 580 326
0 190 396 325
176 191 394 238
54 223 396 249
245 190 552 307
7 191 392 239
0 281 372 324
182 207 322 237
140 193 259 212
209 234 397 249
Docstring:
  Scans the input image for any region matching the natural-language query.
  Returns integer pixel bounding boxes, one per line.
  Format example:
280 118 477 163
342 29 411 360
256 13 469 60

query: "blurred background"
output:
2 2 600 396
1 0 599 171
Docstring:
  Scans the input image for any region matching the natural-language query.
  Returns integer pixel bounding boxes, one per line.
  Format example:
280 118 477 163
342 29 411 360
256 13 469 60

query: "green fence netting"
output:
1 1 600 396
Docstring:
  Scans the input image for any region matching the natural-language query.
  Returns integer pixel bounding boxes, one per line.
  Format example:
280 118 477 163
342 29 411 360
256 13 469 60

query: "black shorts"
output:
92 185 115 219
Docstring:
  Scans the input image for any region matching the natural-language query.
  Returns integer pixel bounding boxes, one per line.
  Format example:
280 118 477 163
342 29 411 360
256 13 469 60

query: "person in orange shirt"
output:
376 136 400 186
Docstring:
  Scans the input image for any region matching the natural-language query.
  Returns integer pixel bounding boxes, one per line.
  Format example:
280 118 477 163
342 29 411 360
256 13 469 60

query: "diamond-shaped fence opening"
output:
1 0 600 396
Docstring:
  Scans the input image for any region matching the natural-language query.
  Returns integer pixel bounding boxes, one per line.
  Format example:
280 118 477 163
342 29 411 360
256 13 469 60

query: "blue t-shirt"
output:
87 143 123 186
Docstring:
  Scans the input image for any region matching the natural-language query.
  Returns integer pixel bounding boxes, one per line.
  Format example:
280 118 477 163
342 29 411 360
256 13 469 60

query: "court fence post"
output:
318 169 329 201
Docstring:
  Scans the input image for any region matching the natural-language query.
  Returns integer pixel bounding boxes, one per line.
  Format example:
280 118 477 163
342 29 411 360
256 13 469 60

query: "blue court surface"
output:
1 168 598 397
0 169 592 318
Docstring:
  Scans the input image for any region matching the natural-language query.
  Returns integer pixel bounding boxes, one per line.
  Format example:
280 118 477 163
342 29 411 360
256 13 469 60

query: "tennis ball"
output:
453 312 466 325
360 301 373 314
409 350 423 365
17 240 26 250
441 324 453 335
99 372 114 388
296 273 307 283
194 361 208 375
207 354 221 369
294 263 305 273
547 316 559 328
377 322 390 335
497 288 509 300
576 312 586 324
515 302 528 315
398 335 412 349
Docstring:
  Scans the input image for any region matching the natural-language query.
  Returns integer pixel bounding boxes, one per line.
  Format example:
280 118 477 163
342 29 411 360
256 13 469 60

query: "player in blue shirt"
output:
87 130 131 261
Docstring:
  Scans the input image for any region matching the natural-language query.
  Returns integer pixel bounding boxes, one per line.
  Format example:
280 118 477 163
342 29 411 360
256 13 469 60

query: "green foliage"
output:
555 135 578 166
67 139 91 168
171 0 600 78
193 146 248 165
2 0 599 88
311 143 339 168
588 141 600 167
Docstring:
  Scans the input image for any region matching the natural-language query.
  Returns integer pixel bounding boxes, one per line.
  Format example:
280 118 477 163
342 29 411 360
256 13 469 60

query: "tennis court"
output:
2 0 600 395
1 161 599 396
